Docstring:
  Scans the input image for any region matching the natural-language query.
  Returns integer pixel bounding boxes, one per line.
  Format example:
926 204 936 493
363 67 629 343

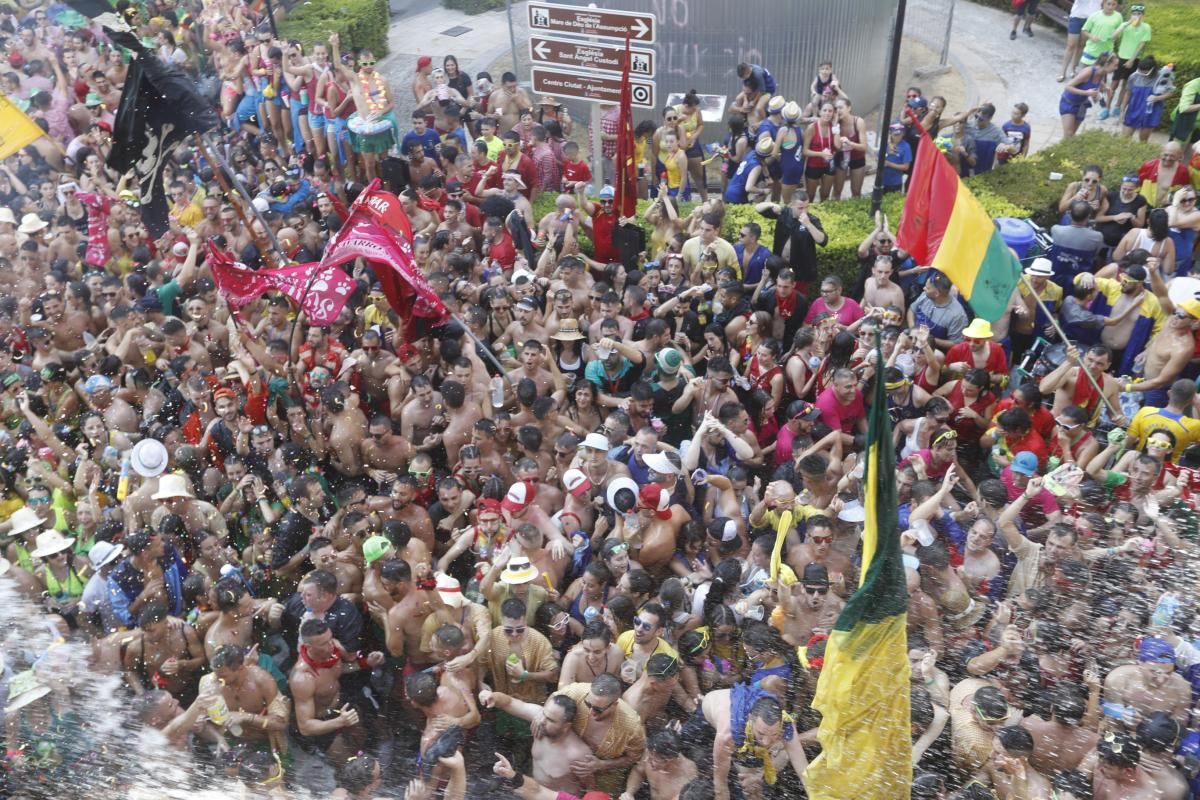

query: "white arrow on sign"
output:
533 41 550 60
631 17 649 39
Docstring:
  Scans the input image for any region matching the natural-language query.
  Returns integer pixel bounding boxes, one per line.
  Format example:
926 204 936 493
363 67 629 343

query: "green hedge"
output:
534 131 1158 288
440 0 504 13
278 0 389 57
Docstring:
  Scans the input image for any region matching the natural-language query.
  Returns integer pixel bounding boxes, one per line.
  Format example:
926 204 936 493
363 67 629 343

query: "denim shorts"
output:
1067 15 1086 34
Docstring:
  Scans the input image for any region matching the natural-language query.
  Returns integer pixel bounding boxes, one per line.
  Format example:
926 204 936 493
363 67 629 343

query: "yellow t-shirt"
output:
1127 406 1200 462
616 630 678 659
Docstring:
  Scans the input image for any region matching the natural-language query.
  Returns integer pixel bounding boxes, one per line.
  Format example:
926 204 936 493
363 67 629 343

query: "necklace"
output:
359 71 387 114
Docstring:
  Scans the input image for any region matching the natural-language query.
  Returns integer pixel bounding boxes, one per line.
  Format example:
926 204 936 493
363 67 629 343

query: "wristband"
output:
416 578 437 591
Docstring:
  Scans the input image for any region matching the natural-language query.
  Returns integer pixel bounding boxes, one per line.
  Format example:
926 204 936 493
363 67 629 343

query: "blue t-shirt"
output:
400 128 442 160
735 243 771 286
1000 120 1031 161
883 140 912 188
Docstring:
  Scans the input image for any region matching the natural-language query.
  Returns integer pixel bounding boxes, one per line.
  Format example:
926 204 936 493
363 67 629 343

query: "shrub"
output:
441 0 505 13
532 131 1159 288
278 0 389 57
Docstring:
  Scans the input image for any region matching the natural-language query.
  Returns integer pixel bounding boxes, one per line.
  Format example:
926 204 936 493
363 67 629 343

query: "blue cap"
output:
83 374 114 394
1011 451 1038 476
598 185 615 200
1138 637 1176 664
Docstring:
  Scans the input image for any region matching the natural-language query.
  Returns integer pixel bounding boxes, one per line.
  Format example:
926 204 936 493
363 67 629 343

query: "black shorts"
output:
804 165 832 180
1113 60 1137 82
847 158 866 170
1014 0 1040 18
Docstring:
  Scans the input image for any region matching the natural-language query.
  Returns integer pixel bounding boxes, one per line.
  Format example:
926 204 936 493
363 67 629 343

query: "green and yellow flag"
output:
805 333 911 800
0 93 44 161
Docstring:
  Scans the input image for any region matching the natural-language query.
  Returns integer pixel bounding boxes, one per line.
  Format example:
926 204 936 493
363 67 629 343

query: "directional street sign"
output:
527 2 656 44
531 68 656 109
528 34 655 78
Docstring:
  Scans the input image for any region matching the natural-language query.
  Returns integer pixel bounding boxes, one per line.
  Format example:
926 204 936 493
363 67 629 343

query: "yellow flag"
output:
0 92 43 161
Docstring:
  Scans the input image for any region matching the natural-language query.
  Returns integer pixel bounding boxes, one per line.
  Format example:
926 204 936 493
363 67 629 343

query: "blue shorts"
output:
685 141 703 159
766 159 782 181
1142 387 1169 408
235 92 260 125
309 112 326 131
1058 97 1089 120
1067 15 1086 34
780 151 804 185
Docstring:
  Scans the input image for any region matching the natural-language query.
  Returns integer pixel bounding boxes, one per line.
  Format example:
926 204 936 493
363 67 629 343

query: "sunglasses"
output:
804 585 829 595
809 535 834 545
606 542 629 556
26 496 50 505
252 425 270 436
502 625 526 635
409 468 432 479
585 698 616 714
632 616 656 631
359 60 376 67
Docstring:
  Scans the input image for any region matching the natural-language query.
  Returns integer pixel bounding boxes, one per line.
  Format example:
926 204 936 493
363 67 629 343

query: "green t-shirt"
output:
1176 78 1200 121
1082 10 1124 58
155 278 183 318
1115 20 1151 60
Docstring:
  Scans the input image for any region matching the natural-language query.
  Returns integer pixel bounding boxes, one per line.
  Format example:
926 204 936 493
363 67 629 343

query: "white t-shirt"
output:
1069 0 1102 19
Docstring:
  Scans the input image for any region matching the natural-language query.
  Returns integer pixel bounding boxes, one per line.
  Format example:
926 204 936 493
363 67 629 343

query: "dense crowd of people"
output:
3 0 1200 798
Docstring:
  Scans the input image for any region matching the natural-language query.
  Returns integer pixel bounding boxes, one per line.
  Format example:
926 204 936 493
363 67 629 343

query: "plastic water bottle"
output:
116 454 131 502
1152 593 1181 627
583 606 599 624
491 376 506 409
199 673 242 736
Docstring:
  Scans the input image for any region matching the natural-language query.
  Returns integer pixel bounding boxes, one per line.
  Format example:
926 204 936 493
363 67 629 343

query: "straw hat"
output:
781 101 801 122
87 540 124 569
4 669 51 713
130 438 169 478
30 529 75 559
500 557 538 585
151 473 194 500
8 507 46 536
435 572 464 607
0 207 15 225
551 319 584 341
17 213 47 235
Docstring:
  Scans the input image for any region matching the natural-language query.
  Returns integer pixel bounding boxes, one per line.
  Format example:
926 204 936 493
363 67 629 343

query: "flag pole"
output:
1018 274 1124 423
870 0 908 217
200 132 287 267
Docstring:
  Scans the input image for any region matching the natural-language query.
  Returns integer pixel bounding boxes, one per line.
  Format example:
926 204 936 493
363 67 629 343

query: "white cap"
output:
581 432 610 451
643 451 678 475
252 197 270 214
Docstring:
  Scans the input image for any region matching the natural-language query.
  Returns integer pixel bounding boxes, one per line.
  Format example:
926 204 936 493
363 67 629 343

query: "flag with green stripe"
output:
804 333 911 800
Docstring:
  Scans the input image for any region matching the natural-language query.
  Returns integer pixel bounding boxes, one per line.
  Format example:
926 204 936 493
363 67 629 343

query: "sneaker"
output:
1024 26 1033 37
1098 108 1110 121
1009 30 1017 40
1110 106 1120 117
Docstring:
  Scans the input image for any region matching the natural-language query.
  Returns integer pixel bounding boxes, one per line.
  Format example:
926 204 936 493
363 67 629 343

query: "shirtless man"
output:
1130 300 1200 407
487 71 533 132
548 257 591 316
982 726 1052 800
697 687 809 793
360 415 414 488
784 515 853 588
400 375 445 456
321 384 368 478
774 563 845 647
439 381 482 467
39 290 89 356
1134 712 1190 800
438 201 480 254
311 536 364 603
204 577 281 661
412 55 433 102
1021 681 1100 775
210 645 290 746
375 477 436 551
1039 344 1124 427
405 668 480 752
471 419 515 483
367 558 435 668
349 330 401 413
123 603 206 700
861 255 906 313
86 374 140 434
480 690 593 795
1103 637 1192 727
289 618 384 766
1092 731 1160 800
505 340 555 398
622 653 696 732
622 729 698 800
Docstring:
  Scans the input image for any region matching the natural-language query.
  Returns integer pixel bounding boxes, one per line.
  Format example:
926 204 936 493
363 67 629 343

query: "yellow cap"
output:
1179 298 1200 320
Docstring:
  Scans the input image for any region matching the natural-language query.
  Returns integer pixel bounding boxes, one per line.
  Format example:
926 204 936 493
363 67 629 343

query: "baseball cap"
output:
1137 637 1176 663
134 293 162 313
562 469 591 497
789 400 822 421
501 480 536 513
598 185 615 200
363 535 392 566
1178 298 1200 320
802 562 831 587
417 55 432 69
1011 451 1038 476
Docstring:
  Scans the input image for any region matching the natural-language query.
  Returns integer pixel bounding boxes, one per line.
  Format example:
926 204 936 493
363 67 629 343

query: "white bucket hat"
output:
131 438 169 477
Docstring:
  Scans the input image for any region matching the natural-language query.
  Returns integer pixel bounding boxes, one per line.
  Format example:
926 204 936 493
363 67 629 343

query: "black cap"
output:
801 562 831 587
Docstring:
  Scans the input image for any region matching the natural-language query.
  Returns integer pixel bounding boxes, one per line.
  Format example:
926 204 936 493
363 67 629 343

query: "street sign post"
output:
531 68 656 109
529 34 655 78
527 1 656 44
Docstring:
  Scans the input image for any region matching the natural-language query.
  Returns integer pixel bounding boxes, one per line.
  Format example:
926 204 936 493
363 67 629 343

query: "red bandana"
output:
776 290 798 319
299 643 342 672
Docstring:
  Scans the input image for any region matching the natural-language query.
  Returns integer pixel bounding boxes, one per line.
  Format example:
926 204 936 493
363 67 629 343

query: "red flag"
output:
613 33 638 218
894 111 956 267
322 180 449 340
206 242 356 325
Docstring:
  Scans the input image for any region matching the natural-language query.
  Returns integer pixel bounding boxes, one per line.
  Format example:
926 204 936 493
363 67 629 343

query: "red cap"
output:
212 387 237 402
417 55 432 70
638 484 672 520
476 497 503 518
501 480 537 513
396 343 419 361
8 52 23 68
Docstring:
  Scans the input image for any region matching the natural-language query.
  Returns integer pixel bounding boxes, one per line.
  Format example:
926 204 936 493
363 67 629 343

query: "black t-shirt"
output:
271 509 318 571
1098 190 1149 247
